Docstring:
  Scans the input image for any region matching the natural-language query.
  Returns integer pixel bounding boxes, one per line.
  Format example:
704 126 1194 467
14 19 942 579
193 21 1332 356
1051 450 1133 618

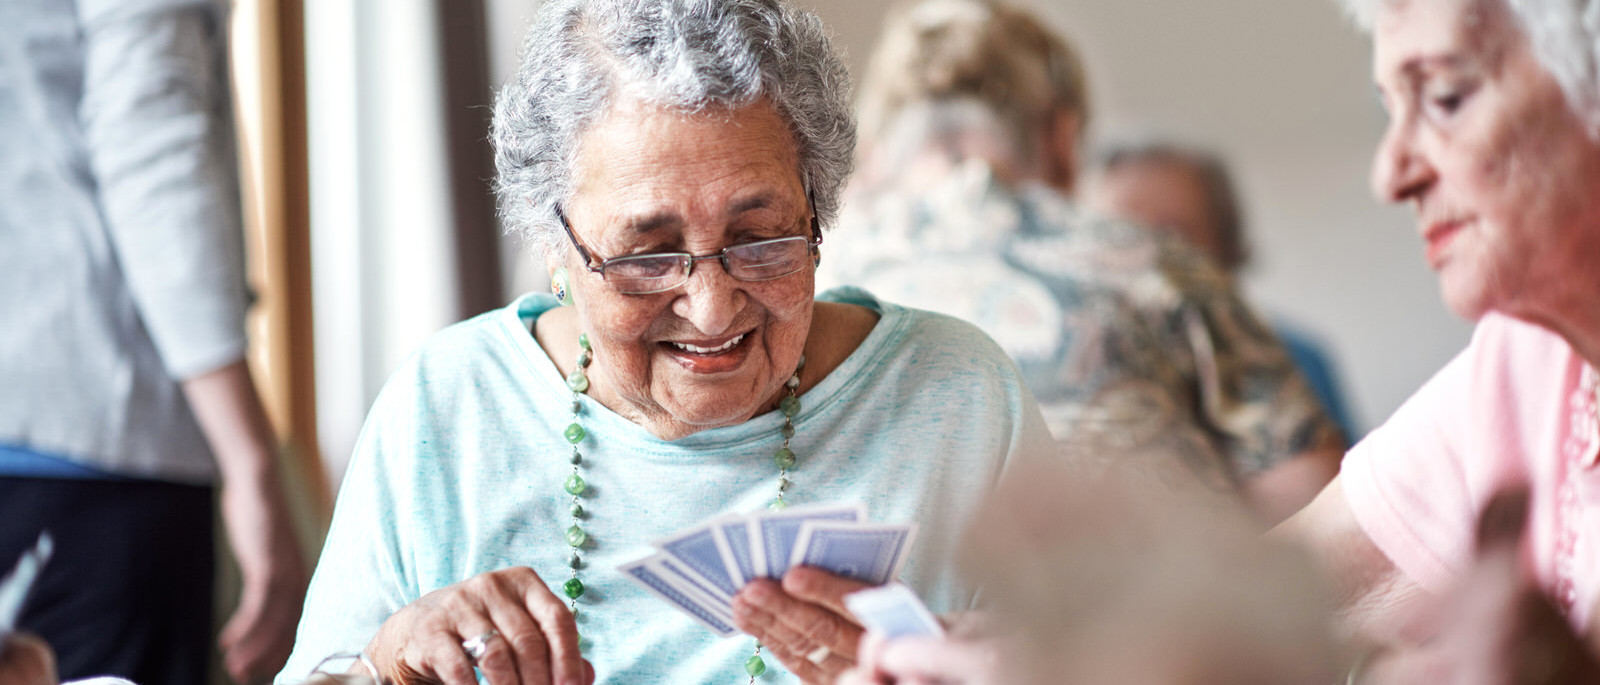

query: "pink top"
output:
1342 313 1600 629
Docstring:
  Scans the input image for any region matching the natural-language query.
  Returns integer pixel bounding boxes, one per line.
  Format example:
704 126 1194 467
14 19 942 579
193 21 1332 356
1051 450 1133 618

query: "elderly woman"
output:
277 0 1052 683
845 0 1600 682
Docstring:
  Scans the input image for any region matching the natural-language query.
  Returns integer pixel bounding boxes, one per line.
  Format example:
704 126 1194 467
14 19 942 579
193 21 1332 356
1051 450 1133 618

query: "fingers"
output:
738 579 863 660
520 577 585 685
783 566 874 621
734 579 865 683
370 567 582 685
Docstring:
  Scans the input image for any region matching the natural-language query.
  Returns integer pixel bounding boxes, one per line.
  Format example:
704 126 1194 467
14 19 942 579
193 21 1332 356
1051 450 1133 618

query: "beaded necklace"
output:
558 332 806 681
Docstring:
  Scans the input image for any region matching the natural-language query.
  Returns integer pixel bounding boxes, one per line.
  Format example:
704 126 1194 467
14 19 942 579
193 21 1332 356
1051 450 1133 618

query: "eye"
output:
1422 82 1476 122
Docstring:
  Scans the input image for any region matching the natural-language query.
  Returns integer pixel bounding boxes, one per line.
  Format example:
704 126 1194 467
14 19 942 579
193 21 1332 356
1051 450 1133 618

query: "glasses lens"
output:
604 254 689 294
725 237 812 281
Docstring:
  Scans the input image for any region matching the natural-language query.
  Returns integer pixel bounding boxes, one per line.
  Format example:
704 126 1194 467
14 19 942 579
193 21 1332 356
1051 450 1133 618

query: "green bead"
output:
565 423 587 444
745 655 767 677
564 473 587 496
578 351 592 368
774 447 796 470
570 502 584 517
566 371 589 393
779 395 801 418
579 333 591 351
565 525 588 547
563 577 586 599
768 498 789 510
781 423 795 439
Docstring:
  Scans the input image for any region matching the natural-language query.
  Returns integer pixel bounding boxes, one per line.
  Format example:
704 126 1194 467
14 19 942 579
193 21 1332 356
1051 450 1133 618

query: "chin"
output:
1438 273 1496 322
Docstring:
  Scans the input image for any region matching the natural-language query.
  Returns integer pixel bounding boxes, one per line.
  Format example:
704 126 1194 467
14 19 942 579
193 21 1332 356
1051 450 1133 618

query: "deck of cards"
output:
619 502 918 637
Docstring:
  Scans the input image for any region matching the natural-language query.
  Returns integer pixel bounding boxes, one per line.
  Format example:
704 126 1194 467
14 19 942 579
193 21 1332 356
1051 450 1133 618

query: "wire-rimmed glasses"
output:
554 200 822 295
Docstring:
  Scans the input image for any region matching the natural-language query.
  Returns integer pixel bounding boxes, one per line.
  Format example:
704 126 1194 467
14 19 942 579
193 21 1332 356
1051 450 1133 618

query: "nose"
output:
670 257 744 336
1371 116 1434 204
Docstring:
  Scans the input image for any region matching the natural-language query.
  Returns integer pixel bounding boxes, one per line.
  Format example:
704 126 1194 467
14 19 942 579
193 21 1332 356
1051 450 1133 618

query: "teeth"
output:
672 333 744 354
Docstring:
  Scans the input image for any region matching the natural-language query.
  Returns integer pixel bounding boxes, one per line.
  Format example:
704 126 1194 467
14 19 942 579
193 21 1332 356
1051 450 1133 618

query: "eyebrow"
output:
1397 53 1474 79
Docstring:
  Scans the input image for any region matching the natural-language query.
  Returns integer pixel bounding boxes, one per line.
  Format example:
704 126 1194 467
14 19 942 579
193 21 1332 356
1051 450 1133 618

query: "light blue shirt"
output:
280 288 1054 684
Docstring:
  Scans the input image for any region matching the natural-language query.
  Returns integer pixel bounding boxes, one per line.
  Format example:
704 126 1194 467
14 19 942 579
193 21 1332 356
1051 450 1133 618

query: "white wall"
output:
791 0 1471 432
306 0 463 479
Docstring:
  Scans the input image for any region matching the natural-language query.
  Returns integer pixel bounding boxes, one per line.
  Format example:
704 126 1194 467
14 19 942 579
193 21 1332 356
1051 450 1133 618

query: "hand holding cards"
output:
620 502 917 636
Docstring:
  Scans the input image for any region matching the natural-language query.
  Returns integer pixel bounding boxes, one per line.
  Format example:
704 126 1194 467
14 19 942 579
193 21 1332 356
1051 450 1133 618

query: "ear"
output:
1044 108 1083 197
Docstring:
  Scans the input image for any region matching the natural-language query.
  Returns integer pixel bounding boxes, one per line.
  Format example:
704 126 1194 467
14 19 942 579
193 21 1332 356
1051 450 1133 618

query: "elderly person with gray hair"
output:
277 0 1052 683
845 0 1600 681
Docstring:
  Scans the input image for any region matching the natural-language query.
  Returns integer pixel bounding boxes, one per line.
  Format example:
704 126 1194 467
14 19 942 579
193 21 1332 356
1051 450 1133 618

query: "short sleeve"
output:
1340 336 1478 591
1158 244 1344 476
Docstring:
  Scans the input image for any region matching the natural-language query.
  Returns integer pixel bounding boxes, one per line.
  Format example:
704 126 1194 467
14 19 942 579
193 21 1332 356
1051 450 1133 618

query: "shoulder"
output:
821 286 1024 387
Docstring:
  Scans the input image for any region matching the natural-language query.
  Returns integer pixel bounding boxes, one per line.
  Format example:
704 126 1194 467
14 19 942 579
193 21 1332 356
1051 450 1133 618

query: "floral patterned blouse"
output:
820 162 1343 485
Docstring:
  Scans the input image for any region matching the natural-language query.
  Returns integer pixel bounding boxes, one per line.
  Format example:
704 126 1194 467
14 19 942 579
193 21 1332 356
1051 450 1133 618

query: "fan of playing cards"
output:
618 502 919 637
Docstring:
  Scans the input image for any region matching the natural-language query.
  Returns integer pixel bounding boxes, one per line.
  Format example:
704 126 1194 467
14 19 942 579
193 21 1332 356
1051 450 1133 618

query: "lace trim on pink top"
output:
1554 365 1600 617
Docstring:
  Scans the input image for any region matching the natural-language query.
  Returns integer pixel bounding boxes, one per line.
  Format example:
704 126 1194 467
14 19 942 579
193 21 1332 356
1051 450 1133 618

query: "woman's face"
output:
559 100 815 436
1370 0 1600 321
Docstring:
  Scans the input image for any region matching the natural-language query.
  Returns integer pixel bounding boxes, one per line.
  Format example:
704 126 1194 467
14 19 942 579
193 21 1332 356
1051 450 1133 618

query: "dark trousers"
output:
0 476 215 685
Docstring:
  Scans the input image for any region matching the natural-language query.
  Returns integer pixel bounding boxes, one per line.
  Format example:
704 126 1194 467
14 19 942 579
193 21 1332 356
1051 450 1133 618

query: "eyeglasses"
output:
554 198 823 295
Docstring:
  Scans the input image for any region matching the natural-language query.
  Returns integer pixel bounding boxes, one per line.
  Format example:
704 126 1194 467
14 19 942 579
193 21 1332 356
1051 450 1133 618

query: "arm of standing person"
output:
184 362 308 684
76 4 308 679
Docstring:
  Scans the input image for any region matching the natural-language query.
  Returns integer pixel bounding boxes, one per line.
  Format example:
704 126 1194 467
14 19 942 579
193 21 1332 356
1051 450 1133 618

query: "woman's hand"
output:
365 567 594 685
1359 489 1600 685
732 567 873 684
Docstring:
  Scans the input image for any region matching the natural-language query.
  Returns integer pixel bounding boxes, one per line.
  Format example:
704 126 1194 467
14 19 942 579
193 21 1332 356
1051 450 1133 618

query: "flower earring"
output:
551 267 573 306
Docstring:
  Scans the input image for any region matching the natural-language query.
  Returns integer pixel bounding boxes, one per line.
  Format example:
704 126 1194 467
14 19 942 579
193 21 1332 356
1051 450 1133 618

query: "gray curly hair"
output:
1338 0 1600 136
492 0 856 255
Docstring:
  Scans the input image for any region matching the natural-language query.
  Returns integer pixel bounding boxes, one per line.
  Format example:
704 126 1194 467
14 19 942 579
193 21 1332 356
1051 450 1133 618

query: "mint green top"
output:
279 287 1053 684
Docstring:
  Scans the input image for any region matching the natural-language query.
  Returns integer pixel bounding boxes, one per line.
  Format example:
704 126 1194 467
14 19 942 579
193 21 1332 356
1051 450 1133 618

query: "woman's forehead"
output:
569 101 805 221
1372 0 1519 82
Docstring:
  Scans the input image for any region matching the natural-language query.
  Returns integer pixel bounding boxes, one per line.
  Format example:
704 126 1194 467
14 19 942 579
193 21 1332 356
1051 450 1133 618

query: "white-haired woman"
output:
276 1 1054 684
845 0 1600 682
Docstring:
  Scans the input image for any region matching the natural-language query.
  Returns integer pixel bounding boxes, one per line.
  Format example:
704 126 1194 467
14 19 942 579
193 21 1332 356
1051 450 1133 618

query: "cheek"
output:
580 296 670 358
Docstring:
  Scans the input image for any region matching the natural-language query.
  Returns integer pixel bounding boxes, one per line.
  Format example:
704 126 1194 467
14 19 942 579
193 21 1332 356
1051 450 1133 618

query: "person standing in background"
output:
824 0 1345 523
1085 141 1359 441
0 1 307 683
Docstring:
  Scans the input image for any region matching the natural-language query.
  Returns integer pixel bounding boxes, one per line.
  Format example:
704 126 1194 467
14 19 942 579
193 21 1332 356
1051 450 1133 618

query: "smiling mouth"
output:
666 332 746 355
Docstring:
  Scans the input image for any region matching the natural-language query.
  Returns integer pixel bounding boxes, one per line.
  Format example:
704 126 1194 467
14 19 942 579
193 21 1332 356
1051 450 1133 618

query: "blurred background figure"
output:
1085 140 1358 441
823 0 1344 523
1269 0 1600 681
0 1 307 683
841 455 1343 685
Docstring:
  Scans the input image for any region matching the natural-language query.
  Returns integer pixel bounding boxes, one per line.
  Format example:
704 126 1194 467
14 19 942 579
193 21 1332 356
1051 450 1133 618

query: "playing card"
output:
790 521 916 585
749 502 866 579
655 522 740 600
0 532 52 636
844 582 945 639
710 516 757 588
619 554 739 638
